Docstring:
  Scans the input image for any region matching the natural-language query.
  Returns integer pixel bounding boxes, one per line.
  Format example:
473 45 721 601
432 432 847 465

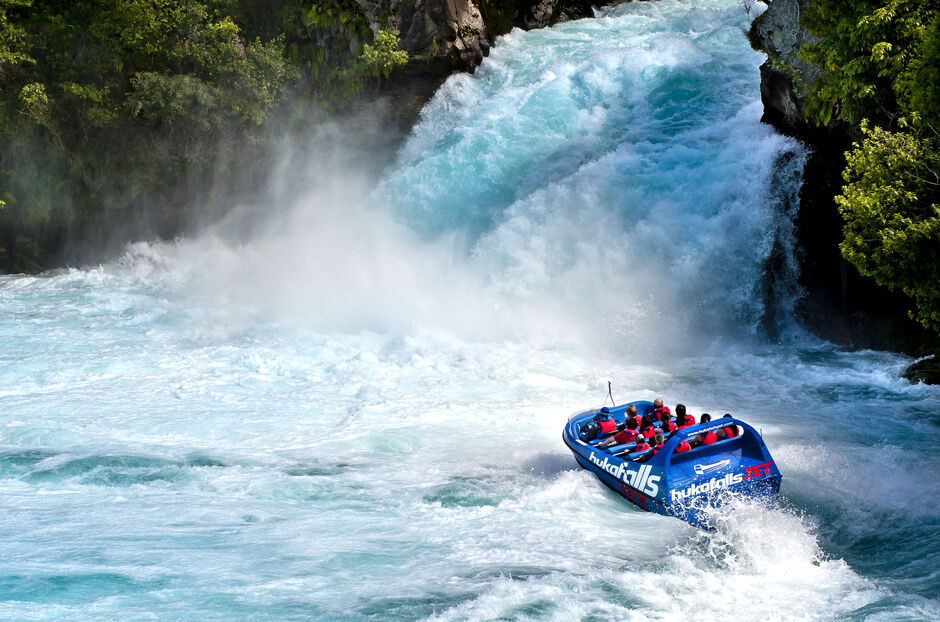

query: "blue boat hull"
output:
563 401 782 528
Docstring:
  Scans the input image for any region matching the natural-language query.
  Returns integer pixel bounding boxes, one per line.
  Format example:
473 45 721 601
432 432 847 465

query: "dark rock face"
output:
395 0 490 70
903 356 940 385
758 63 804 135
750 0 819 136
364 0 598 73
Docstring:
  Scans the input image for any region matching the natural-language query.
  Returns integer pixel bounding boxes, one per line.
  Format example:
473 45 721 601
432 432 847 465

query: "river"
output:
1 0 938 619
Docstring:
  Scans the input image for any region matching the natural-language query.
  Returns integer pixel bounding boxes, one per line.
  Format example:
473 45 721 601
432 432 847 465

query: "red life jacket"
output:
652 406 672 422
724 425 738 438
662 420 677 432
684 414 696 427
701 431 717 445
613 429 638 445
598 418 617 433
675 440 691 453
633 442 650 452
651 443 664 455
632 415 643 427
641 425 657 438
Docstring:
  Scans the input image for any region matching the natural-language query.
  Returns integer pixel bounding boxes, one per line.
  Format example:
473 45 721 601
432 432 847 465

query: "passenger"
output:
614 434 650 458
594 407 617 435
676 404 696 429
637 433 666 462
660 417 678 433
651 398 672 422
639 414 659 439
652 433 666 453
617 404 638 429
690 413 717 446
597 418 639 448
695 413 718 445
721 414 739 439
629 405 643 428
675 439 691 453
631 434 651 453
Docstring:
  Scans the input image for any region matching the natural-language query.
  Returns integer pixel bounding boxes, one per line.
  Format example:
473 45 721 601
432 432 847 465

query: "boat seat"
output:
623 448 653 461
610 442 639 455
606 442 636 454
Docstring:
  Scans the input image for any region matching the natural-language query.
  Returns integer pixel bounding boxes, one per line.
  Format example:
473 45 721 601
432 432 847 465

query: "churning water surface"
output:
1 0 938 620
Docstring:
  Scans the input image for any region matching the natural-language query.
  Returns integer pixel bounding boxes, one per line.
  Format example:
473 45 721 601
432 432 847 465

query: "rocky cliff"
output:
359 0 595 72
750 0 940 363
749 0 819 136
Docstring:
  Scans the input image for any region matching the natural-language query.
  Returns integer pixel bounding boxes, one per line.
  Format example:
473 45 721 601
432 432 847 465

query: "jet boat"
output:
562 400 781 528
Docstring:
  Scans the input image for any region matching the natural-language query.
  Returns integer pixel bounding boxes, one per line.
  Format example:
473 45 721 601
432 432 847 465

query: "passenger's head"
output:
626 418 638 430
635 434 645 444
640 414 653 428
654 433 665 446
676 403 686 417
653 398 664 409
723 413 732 418
600 406 610 414
626 404 637 416
700 413 711 423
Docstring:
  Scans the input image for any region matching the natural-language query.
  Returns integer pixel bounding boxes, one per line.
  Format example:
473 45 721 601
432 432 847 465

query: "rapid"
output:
1 0 938 619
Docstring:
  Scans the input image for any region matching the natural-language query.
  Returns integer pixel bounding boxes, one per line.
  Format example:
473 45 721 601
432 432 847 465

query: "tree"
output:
800 0 940 335
356 29 408 79
799 0 933 127
838 123 940 333
0 0 31 73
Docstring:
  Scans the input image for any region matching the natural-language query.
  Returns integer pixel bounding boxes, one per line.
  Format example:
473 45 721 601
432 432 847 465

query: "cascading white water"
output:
0 1 938 620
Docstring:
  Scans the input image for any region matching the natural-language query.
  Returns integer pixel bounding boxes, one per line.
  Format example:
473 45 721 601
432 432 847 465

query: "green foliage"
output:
798 0 940 335
903 14 940 127
838 123 940 332
0 0 411 272
0 0 31 71
799 0 933 127
352 29 408 79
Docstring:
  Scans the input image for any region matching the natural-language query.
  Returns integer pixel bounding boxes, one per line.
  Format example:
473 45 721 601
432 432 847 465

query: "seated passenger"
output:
639 414 659 439
597 418 639 448
660 418 677 433
594 407 617 435
617 404 638 429
690 414 717 446
675 404 696 429
636 433 666 462
650 432 666 454
720 414 739 439
629 405 643 428
650 398 672 423
631 434 651 453
675 439 691 453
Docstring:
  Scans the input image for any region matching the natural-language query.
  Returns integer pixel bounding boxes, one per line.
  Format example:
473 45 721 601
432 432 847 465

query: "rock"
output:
904 356 940 385
750 0 820 136
387 0 490 70
374 0 598 73
759 62 804 131
525 0 558 29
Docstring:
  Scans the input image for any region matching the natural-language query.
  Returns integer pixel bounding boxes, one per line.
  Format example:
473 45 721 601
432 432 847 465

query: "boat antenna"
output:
607 381 616 407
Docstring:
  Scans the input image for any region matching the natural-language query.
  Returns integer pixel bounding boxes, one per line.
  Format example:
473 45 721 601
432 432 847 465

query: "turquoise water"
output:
1 0 939 619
